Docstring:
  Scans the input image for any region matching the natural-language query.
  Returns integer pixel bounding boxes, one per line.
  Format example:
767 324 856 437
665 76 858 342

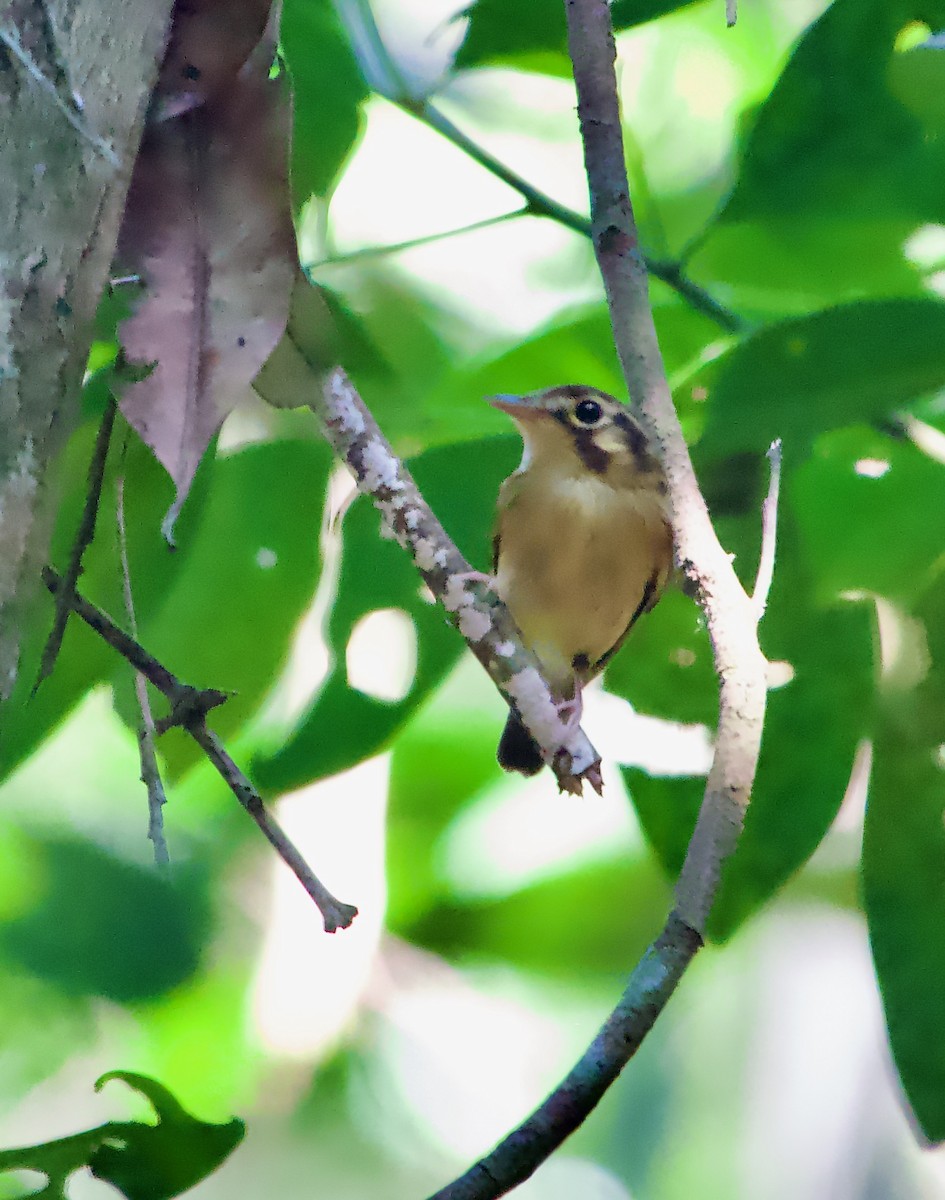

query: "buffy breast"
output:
494 474 670 692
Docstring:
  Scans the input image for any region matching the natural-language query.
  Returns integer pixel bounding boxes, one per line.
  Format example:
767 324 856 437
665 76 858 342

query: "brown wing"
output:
492 473 522 574
587 569 662 679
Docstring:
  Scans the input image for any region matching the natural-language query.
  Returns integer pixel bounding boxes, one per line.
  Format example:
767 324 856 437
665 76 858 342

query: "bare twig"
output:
424 2 772 1194
188 723 357 932
313 367 603 796
116 466 170 868
751 438 782 619
306 210 527 271
40 567 358 933
726 0 738 27
34 398 116 692
330 0 743 334
412 101 744 334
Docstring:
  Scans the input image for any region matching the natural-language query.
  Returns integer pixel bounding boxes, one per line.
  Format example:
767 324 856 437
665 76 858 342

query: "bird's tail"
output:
497 712 544 776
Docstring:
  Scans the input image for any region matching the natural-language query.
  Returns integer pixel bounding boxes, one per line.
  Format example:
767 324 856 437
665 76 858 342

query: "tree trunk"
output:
0 0 174 694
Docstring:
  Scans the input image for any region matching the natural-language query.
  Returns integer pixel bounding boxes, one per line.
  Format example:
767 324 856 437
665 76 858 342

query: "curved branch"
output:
424 2 772 1195
566 0 768 930
314 367 603 796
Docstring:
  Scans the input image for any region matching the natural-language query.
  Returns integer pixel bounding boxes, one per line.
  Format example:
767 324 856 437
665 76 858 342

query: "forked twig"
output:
116 464 170 867
40 567 358 933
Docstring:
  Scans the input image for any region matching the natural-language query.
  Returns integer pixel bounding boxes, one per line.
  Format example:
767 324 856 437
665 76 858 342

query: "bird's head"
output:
491 385 660 487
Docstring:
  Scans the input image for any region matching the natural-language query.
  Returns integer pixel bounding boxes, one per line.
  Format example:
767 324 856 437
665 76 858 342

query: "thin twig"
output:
726 0 738 27
40 568 358 933
187 724 357 932
34 398 116 692
116 464 170 868
413 101 744 334
313 367 603 796
330 0 744 334
424 2 772 1194
306 210 527 271
566 0 769 930
751 438 782 619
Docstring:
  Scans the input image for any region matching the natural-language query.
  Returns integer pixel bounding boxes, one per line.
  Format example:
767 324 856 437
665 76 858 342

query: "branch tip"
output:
37 570 357 932
752 437 783 620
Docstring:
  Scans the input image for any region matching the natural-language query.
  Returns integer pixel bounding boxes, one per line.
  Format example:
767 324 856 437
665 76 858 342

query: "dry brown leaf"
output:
117 22 296 538
154 0 274 119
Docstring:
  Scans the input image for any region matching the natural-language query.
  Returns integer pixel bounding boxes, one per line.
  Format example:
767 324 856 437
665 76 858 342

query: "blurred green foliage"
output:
4 0 945 1195
0 1073 242 1200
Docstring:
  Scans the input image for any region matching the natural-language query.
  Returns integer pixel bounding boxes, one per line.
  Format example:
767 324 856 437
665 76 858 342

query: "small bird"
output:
490 384 673 775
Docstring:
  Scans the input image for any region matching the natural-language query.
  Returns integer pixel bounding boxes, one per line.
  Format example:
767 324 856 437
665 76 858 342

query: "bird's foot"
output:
452 569 495 588
553 689 584 736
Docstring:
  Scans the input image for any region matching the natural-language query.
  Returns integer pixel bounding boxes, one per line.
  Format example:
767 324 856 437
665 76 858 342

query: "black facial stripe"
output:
550 407 610 474
611 410 649 463
573 430 610 474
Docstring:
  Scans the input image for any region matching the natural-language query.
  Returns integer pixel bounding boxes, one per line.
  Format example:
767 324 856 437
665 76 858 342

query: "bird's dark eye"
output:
573 398 603 425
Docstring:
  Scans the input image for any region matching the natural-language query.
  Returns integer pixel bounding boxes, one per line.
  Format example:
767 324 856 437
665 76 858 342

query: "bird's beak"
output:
490 393 543 419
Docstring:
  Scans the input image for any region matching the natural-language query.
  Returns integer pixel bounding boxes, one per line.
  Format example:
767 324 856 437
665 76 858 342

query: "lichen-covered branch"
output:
41 568 357 933
314 367 603 796
423 2 774 1196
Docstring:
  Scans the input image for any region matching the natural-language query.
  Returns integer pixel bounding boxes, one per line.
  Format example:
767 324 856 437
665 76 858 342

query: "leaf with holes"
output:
255 436 520 792
153 0 274 120
0 1071 243 1200
794 426 945 606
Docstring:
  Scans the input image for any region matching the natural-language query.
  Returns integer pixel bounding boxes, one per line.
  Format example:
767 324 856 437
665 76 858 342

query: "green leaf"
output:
0 836 208 1002
407 855 670 976
281 0 369 203
709 597 873 938
115 439 331 776
688 218 923 315
0 423 213 786
794 426 945 606
90 1073 245 1200
455 0 701 71
254 436 520 792
719 0 945 225
0 1072 243 1200
695 299 945 459
615 485 874 938
865 578 945 1143
605 588 716 726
